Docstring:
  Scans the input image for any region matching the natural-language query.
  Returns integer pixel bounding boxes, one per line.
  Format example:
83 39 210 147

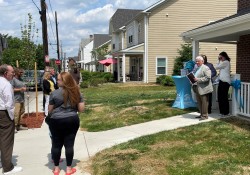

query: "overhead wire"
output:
46 0 57 53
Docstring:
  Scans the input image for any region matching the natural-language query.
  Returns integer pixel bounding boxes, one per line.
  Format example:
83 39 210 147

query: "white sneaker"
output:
3 166 23 174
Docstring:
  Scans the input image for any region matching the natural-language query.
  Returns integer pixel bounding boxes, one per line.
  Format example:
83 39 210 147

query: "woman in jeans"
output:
48 72 84 175
215 51 231 117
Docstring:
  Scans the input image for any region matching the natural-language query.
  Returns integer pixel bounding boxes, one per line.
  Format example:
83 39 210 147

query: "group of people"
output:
191 51 231 120
0 60 84 175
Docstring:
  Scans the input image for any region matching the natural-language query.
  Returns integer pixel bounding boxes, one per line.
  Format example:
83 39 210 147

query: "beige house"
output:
110 0 237 83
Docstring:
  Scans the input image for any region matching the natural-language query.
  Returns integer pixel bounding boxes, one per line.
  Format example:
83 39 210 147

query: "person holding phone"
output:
215 51 231 117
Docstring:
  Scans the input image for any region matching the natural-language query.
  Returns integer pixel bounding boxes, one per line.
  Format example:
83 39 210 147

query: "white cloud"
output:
0 0 160 58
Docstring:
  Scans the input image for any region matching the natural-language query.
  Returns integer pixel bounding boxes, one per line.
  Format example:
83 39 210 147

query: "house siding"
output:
147 0 237 82
236 34 250 82
138 17 145 44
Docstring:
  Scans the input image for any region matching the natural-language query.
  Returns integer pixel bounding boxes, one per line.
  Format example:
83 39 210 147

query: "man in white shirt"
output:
0 64 22 174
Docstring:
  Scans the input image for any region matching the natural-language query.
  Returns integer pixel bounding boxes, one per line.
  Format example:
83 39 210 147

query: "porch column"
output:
143 53 147 83
117 57 120 81
122 53 126 83
192 40 199 60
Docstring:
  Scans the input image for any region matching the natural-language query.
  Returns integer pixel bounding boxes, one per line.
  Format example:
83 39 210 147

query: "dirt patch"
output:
117 83 160 87
120 106 149 114
20 112 45 128
133 154 168 175
149 140 186 151
92 106 105 112
136 99 161 105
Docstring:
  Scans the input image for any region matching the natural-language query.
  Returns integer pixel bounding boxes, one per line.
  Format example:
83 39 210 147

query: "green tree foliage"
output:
172 43 192 75
2 13 44 70
2 36 23 66
20 13 38 70
36 44 45 70
91 44 110 71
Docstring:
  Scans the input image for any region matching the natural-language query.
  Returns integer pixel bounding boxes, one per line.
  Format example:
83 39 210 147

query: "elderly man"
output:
192 56 213 120
0 64 22 174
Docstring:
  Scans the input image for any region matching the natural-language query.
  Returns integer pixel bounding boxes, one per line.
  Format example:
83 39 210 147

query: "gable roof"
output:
143 0 166 12
109 9 142 34
93 34 111 49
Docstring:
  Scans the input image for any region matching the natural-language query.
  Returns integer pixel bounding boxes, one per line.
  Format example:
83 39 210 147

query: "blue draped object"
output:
231 79 243 110
172 76 197 109
184 60 196 72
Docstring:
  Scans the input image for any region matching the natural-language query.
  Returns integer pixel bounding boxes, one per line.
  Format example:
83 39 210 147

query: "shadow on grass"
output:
219 116 250 131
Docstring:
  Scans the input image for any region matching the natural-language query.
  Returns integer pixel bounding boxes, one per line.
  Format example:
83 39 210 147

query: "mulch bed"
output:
20 112 45 128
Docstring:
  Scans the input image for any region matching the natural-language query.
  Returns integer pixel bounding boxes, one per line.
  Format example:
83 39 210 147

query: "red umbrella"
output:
99 58 117 66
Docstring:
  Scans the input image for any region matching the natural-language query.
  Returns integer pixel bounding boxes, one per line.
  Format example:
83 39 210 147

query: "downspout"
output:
144 13 149 83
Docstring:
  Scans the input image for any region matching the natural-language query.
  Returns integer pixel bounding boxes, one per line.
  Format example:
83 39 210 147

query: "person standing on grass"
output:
0 64 23 174
201 55 217 114
215 51 231 117
11 67 28 131
48 72 84 175
192 56 213 120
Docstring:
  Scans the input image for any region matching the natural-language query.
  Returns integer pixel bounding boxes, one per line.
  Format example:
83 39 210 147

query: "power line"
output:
48 0 55 19
47 10 56 44
32 0 40 11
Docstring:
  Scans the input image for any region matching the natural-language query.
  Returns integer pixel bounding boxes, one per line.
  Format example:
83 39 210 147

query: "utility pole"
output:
40 0 49 69
60 41 63 72
64 52 66 72
55 11 61 73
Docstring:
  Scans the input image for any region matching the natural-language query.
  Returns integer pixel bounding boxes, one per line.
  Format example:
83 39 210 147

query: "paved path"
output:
0 91 220 175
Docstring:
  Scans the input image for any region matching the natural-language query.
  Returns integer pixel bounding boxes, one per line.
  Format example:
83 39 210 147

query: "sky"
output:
0 0 159 59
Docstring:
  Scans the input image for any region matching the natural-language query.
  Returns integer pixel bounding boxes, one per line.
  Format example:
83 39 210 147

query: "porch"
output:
180 11 250 118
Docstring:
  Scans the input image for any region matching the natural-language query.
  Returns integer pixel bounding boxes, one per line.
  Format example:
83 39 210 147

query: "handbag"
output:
45 113 51 125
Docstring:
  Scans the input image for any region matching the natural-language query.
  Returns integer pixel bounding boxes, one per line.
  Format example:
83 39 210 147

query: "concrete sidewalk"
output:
1 91 220 175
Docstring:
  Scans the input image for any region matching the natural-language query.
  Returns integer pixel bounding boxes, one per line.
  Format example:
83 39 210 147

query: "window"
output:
112 44 115 49
156 58 167 75
128 35 133 43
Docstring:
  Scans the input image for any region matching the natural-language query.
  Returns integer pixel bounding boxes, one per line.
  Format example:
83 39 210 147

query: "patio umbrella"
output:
99 58 117 66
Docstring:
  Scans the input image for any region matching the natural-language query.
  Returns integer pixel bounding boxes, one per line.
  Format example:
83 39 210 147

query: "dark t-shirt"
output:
49 88 83 119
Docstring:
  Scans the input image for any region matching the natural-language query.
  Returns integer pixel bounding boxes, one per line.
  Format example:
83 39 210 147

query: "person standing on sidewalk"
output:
48 72 84 175
215 51 231 117
43 72 55 117
202 55 217 114
0 64 23 174
11 67 27 131
192 56 213 120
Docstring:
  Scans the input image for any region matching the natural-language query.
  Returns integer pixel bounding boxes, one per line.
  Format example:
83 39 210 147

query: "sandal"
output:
53 170 60 175
65 168 76 175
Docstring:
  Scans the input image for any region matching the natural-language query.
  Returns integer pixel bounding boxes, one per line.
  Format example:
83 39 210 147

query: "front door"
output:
130 57 143 81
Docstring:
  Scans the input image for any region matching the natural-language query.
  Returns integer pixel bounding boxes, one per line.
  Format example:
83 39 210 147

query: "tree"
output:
2 36 23 66
172 43 192 75
20 13 38 70
91 44 110 71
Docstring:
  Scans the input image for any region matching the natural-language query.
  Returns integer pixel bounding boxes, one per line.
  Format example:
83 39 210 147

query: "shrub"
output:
81 71 92 82
156 75 174 86
103 72 113 82
90 78 105 87
80 81 90 88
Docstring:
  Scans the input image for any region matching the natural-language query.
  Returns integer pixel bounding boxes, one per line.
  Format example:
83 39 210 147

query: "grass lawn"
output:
79 83 196 132
86 117 250 175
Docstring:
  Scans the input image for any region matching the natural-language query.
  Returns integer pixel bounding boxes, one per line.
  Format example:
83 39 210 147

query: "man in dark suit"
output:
49 67 58 89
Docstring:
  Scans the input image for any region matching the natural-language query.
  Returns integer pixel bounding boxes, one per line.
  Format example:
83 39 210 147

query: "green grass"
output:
90 117 250 175
79 83 196 131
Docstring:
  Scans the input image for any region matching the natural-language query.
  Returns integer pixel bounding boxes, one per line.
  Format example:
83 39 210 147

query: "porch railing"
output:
238 82 250 117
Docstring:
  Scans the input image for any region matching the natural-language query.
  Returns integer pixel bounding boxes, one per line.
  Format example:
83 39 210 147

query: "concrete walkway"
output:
0 92 220 175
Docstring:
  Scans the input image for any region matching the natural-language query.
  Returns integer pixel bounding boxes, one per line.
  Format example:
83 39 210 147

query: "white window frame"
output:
156 57 168 75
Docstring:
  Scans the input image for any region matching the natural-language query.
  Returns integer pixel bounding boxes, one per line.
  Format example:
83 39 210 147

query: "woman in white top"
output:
215 51 231 116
